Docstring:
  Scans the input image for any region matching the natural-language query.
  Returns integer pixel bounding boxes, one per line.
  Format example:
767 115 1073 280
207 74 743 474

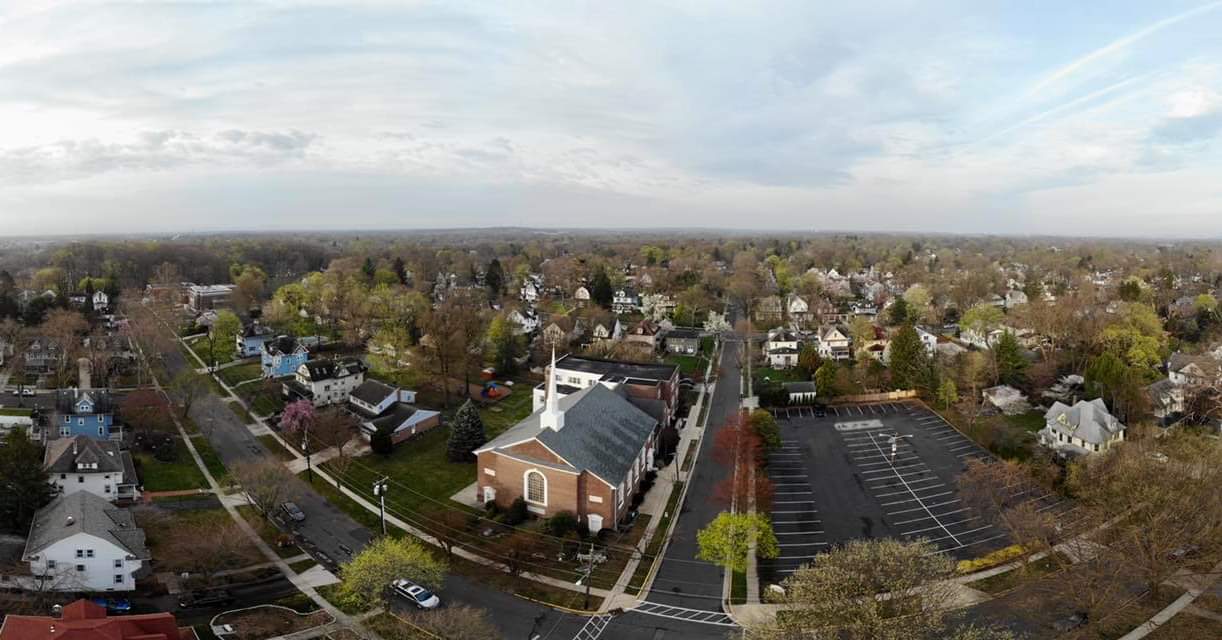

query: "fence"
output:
827 390 918 404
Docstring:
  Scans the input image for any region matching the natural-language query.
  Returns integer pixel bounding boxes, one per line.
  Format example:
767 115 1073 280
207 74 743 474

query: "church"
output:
474 351 661 533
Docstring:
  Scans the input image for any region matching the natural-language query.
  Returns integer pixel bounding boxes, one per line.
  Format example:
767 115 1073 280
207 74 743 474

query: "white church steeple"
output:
541 346 565 430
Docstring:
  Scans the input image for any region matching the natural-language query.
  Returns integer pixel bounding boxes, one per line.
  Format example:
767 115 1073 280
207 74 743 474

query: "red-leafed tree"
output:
120 387 173 434
710 413 774 512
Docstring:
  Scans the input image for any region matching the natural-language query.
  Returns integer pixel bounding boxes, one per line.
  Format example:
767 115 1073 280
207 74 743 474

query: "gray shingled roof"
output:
555 355 677 382
1044 399 1125 445
477 384 657 486
44 436 125 474
350 379 396 407
24 492 149 560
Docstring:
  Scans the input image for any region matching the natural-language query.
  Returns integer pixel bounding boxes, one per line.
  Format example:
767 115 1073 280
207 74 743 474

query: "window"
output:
114 574 123 584
76 549 83 558
60 427 71 437
78 476 84 484
114 559 123 568
104 485 111 493
75 565 85 572
86 550 94 558
46 560 56 569
524 470 547 505
98 415 103 424
78 417 84 426
64 416 70 423
60 473 66 480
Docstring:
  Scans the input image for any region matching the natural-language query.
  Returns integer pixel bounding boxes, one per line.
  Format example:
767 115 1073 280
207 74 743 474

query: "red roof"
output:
0 601 194 640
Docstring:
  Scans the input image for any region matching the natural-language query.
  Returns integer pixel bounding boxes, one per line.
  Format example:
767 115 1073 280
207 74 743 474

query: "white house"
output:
765 330 801 369
1038 399 1126 456
507 308 540 335
574 286 591 307
44 437 139 503
612 289 640 315
348 380 441 446
22 492 148 592
786 295 811 324
92 291 111 310
816 327 852 361
282 359 368 407
915 326 938 356
783 381 818 405
1004 289 1028 309
520 275 544 303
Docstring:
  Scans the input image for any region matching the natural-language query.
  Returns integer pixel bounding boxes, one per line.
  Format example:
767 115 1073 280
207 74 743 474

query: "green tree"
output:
748 409 781 452
447 400 487 462
745 538 1014 640
961 303 1004 339
886 296 909 326
337 536 447 610
485 258 505 299
1117 278 1143 302
1100 303 1166 371
797 345 821 378
486 315 524 375
887 324 926 390
937 379 958 409
848 316 876 350
696 512 779 573
815 362 838 398
208 309 242 368
0 429 55 534
992 330 1027 386
590 267 614 308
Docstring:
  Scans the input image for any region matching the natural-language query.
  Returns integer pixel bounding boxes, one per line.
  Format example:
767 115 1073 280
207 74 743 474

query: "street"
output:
159 342 587 639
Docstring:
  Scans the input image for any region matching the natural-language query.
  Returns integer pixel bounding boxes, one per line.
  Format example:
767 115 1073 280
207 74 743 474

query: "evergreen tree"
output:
887 296 910 326
815 362 838 398
888 323 926 390
992 330 1028 386
797 345 821 378
362 257 376 281
447 400 487 462
590 267 614 308
392 257 408 285
485 258 505 300
370 424 395 455
83 279 95 315
0 429 55 534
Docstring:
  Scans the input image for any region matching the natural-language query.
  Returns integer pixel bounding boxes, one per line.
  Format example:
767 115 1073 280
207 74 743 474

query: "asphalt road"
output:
632 339 742 611
159 342 586 639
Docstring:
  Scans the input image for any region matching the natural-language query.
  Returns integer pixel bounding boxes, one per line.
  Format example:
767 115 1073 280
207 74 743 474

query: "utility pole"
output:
373 477 389 536
576 541 595 610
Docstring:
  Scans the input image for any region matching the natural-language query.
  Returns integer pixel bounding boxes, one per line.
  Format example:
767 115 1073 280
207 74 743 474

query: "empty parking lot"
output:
761 401 1073 583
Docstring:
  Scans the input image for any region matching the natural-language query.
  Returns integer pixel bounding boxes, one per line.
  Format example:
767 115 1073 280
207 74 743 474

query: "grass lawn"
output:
1004 411 1047 433
681 440 699 472
138 506 238 557
362 613 436 640
190 435 229 484
968 554 1068 594
219 362 263 387
235 379 287 416
288 558 317 574
185 335 236 366
479 383 536 437
135 444 209 491
0 407 33 417
732 568 746 604
259 434 299 461
1145 611 1222 640
753 367 805 384
235 504 301 559
227 400 255 424
665 354 707 377
321 426 477 518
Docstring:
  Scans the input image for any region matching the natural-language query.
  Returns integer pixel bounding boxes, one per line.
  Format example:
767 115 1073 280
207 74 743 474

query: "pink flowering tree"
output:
280 400 317 435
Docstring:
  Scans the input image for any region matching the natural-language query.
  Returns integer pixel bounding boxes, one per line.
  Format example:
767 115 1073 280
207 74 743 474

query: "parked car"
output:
281 501 306 522
91 597 131 613
20 388 35 397
814 405 827 417
178 589 234 609
1052 612 1088 632
391 579 440 609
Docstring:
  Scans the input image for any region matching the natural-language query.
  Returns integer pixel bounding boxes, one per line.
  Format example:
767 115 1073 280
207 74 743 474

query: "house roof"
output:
24 492 149 560
665 327 700 341
784 381 817 393
350 379 397 407
1043 399 1125 445
554 354 678 383
54 389 113 414
0 599 193 640
476 383 657 487
44 437 126 474
242 323 275 338
1167 352 1222 379
300 358 365 381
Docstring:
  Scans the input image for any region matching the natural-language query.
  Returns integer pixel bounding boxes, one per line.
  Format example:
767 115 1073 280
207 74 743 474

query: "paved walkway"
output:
1118 559 1222 639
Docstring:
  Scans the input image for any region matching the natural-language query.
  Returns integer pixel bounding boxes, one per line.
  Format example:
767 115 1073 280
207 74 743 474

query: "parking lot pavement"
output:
759 401 1046 585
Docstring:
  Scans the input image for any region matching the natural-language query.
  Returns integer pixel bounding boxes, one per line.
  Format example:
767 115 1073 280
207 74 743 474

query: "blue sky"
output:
1 1 1221 237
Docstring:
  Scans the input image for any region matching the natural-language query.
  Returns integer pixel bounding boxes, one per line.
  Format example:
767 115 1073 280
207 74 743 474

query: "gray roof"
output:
784 381 817 393
44 436 126 474
55 388 114 414
24 492 149 560
665 327 701 340
351 379 396 407
477 384 658 486
555 354 678 383
1043 399 1125 445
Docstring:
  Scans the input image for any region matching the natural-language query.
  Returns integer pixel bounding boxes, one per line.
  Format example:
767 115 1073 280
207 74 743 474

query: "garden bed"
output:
212 605 332 640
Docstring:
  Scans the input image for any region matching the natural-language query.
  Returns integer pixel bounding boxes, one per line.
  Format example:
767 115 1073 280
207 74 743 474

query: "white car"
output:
391 579 440 609
20 388 35 397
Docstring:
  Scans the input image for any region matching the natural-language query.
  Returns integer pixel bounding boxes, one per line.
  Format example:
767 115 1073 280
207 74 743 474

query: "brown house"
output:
474 353 659 533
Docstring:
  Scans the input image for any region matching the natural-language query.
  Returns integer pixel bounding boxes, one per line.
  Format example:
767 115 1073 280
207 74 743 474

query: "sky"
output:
2 0 1222 237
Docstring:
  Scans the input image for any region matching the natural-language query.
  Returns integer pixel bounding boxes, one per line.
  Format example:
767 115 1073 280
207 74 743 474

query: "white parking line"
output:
901 516 980 536
884 498 962 516
946 443 977 451
875 484 945 498
934 533 1009 554
860 463 928 475
773 520 822 525
881 491 953 506
921 525 994 544
864 469 934 482
868 476 941 488
854 457 921 467
892 508 969 525
775 531 824 535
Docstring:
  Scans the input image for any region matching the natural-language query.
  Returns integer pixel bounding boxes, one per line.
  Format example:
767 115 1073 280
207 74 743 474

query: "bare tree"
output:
397 605 503 640
150 514 261 585
169 369 209 418
957 459 1063 568
41 308 88 384
231 459 296 516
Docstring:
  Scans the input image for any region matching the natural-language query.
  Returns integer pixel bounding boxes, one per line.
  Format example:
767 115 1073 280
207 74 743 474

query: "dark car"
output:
91 597 131 613
1052 612 1088 632
814 405 827 417
178 589 234 609
280 501 306 522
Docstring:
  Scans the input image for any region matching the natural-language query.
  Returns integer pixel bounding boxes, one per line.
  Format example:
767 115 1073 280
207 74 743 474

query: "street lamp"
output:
372 478 389 536
886 433 913 462
301 427 312 483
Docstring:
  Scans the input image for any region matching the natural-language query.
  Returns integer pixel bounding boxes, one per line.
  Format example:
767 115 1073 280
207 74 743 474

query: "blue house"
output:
236 322 275 358
262 336 310 378
53 388 117 441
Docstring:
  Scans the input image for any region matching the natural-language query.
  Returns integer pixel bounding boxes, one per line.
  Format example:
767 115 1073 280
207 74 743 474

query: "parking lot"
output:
761 401 1071 583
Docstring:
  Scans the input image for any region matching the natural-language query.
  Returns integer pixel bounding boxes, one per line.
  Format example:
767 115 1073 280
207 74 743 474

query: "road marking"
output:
892 508 970 525
881 491 953 506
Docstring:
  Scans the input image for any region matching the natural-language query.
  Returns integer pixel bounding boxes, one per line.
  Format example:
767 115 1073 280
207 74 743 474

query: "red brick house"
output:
474 352 660 533
0 600 194 640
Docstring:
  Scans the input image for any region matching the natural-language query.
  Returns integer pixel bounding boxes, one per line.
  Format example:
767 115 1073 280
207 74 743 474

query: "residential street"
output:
160 343 587 639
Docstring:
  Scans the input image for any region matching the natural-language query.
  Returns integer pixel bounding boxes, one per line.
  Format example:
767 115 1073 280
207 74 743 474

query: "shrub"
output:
505 496 528 525
370 424 394 455
545 511 578 538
